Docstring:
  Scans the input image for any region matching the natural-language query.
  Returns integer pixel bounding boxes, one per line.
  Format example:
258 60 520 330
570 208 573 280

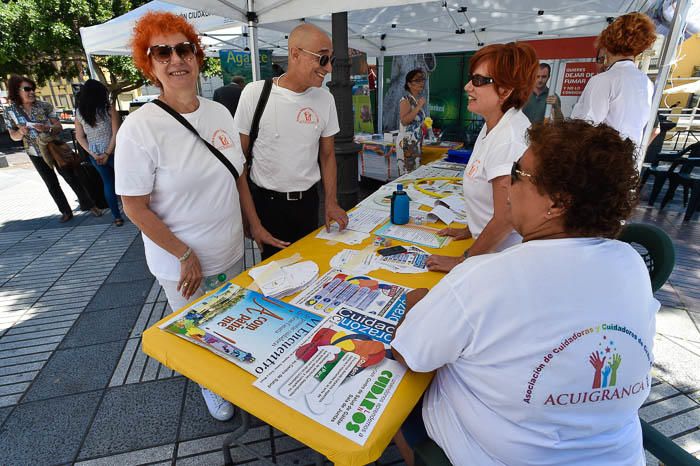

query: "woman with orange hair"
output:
572 13 656 155
427 42 538 272
114 11 284 422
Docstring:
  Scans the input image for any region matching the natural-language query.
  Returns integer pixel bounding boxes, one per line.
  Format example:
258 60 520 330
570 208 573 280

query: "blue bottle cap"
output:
397 183 403 191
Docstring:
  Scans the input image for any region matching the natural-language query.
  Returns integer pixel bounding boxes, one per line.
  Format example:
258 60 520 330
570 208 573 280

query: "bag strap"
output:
151 99 240 180
246 78 274 167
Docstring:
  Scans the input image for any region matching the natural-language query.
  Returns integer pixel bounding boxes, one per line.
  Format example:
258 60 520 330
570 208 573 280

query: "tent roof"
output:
79 0 288 56
264 0 640 56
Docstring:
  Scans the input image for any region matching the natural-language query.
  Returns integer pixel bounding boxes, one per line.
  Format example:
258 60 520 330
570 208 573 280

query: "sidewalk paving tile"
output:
78 378 186 459
105 259 153 284
178 380 255 442
74 444 175 466
84 278 154 312
23 340 124 402
0 391 101 466
59 305 142 349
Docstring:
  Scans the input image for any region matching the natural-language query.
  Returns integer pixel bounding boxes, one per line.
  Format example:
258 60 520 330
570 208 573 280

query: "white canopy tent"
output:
79 0 289 78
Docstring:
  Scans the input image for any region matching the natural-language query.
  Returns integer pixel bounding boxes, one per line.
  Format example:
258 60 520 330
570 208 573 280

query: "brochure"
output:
290 269 410 322
254 306 406 446
375 223 451 249
160 282 323 376
330 247 429 274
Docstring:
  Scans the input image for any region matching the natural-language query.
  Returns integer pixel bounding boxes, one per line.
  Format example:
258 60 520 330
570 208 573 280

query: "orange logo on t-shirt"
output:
466 159 481 178
296 107 320 125
212 129 233 150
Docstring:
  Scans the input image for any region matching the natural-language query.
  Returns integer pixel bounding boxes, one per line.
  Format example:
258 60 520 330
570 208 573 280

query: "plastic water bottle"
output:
391 184 410 225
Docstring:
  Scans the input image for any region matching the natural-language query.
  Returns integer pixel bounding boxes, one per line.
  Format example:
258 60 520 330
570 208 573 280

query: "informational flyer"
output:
375 223 451 249
254 306 406 446
290 269 410 322
160 282 323 377
330 247 429 274
344 208 389 233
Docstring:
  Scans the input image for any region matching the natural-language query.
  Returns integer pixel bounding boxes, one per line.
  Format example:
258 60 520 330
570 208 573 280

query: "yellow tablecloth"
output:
143 215 472 465
421 142 464 165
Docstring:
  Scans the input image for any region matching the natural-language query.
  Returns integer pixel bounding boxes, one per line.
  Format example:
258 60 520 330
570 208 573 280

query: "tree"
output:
0 0 149 97
1 0 225 101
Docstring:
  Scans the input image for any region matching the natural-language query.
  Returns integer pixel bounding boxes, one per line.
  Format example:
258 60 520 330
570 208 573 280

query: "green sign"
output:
219 49 274 84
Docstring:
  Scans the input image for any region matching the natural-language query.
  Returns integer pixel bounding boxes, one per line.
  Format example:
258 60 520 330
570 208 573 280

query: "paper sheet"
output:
375 223 451 249
316 226 369 245
344 208 389 233
435 194 467 216
426 205 460 225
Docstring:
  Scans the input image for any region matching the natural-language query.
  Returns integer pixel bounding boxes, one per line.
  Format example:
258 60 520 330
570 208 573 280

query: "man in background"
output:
522 63 563 124
212 75 246 119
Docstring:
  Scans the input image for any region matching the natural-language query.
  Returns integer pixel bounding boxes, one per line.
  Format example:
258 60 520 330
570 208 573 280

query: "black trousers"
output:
29 155 94 215
251 182 320 260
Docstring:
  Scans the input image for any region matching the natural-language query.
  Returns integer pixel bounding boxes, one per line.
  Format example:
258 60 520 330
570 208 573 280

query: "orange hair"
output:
131 11 205 87
598 13 656 57
469 42 538 113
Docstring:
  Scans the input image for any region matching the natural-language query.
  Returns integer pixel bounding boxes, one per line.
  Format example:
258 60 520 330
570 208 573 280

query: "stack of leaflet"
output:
425 194 467 225
248 254 319 299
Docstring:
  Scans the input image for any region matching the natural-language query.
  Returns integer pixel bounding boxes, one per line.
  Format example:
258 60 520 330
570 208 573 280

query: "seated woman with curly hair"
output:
572 12 656 160
391 120 659 466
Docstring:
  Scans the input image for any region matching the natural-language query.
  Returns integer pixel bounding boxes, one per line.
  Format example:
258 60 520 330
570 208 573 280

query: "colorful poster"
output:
353 94 374 133
290 269 410 322
254 306 406 445
159 282 322 376
219 49 274 84
560 62 598 96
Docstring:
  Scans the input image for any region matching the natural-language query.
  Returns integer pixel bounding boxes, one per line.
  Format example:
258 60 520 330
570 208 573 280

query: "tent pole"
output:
328 11 361 210
641 0 691 169
247 0 261 80
378 50 384 133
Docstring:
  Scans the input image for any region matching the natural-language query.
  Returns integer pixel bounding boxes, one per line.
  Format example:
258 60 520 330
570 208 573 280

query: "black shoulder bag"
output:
151 99 241 180
246 78 274 170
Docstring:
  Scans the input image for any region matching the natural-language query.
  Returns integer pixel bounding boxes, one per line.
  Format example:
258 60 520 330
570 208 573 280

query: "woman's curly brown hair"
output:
598 13 656 57
131 11 205 87
527 120 639 238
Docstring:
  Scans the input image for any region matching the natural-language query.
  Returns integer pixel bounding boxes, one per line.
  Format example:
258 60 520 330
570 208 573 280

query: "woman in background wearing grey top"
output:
75 79 124 226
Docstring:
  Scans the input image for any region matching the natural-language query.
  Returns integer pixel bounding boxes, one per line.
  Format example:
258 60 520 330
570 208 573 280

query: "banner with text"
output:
219 49 273 84
560 62 598 97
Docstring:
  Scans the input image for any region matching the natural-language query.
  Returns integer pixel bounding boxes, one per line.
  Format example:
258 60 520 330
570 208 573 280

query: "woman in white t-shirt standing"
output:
392 119 658 466
571 13 656 159
115 12 285 423
427 43 538 272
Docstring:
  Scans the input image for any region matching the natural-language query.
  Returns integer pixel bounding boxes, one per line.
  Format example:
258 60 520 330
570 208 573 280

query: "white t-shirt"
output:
233 79 340 192
571 61 653 149
115 97 245 281
462 108 529 250
393 238 659 466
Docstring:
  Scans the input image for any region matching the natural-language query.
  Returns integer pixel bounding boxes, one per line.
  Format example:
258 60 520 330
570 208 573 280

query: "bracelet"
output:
178 247 192 262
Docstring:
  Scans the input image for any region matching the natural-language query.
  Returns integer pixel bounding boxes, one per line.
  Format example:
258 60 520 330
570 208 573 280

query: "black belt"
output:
250 181 314 201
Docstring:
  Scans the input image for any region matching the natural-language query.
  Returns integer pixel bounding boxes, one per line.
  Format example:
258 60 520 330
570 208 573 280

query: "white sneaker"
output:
201 387 235 421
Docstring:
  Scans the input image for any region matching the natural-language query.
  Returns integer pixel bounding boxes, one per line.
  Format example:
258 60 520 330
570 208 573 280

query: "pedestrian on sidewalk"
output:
4 75 102 222
115 11 285 422
74 79 124 226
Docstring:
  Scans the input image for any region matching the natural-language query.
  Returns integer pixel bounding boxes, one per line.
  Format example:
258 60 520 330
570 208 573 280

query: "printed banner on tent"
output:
560 62 598 96
219 49 274 84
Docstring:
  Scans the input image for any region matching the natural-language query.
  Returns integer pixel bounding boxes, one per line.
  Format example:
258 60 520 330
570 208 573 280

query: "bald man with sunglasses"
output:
234 23 348 260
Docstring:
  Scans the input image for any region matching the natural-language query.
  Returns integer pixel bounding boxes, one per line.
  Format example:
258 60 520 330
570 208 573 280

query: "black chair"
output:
413 421 700 466
641 115 676 188
659 157 700 221
617 223 676 292
646 142 700 207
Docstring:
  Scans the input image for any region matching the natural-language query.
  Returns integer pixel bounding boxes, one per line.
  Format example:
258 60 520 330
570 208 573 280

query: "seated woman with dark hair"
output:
391 119 659 466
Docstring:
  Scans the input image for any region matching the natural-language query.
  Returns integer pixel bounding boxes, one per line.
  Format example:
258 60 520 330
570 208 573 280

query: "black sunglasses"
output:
467 74 495 87
596 56 606 64
21 86 36 92
298 48 336 66
511 160 535 184
147 41 197 64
